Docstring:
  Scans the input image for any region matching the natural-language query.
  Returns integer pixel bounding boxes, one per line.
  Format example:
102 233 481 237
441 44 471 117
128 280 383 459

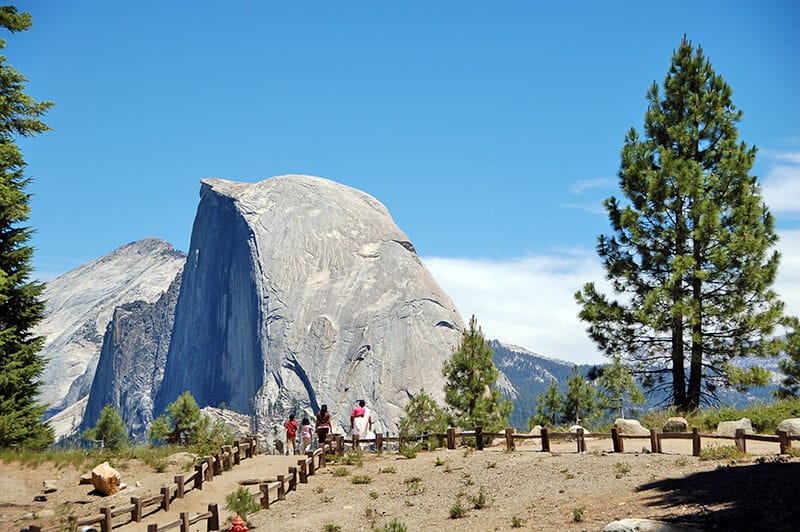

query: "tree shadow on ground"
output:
637 459 799 531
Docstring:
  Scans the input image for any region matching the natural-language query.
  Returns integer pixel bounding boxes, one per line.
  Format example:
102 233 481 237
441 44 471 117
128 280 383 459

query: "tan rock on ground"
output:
91 461 122 496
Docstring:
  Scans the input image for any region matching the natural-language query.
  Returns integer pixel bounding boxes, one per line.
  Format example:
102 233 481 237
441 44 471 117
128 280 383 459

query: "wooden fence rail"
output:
29 437 259 532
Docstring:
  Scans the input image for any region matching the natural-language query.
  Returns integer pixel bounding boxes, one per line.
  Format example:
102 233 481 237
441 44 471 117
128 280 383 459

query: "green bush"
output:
82 404 130 451
224 487 261 526
375 518 408 532
148 391 233 452
699 445 746 461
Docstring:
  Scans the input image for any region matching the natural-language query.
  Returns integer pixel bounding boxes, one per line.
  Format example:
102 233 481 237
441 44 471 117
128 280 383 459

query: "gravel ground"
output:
2 436 798 532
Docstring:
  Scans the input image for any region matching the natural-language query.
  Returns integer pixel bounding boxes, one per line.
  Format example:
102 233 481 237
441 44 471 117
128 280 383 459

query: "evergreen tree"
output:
442 315 512 432
576 36 787 411
399 388 448 448
83 404 129 451
0 6 53 450
563 367 600 426
595 358 646 420
776 317 800 400
149 391 210 445
529 379 562 428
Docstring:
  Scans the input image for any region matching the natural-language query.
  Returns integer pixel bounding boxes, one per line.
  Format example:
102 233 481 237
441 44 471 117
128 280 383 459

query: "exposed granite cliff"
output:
80 268 183 439
155 175 465 433
37 238 186 421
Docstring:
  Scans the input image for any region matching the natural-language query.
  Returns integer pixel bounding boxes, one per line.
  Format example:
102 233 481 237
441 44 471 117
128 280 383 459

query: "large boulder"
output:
155 175 465 433
614 418 650 436
717 418 753 437
91 462 122 496
568 425 590 435
603 518 698 531
776 418 800 436
663 417 688 433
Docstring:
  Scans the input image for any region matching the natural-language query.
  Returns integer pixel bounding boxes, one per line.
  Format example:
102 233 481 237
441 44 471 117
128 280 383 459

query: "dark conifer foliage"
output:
576 37 787 412
0 6 54 449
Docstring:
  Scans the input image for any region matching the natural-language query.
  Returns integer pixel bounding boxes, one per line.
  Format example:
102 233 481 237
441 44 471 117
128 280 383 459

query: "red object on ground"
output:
229 515 248 532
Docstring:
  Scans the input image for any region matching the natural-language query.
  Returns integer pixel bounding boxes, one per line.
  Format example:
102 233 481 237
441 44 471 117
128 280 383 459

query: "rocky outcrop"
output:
37 238 186 420
614 418 649 436
155 175 464 433
717 418 753 437
80 268 183 440
777 418 800 436
663 417 688 433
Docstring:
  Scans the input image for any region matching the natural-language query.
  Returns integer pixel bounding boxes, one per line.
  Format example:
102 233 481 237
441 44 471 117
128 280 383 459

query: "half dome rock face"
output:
156 175 464 432
37 238 187 418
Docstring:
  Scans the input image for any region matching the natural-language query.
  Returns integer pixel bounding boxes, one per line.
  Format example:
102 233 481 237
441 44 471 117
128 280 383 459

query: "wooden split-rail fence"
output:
30 438 259 532
433 426 799 456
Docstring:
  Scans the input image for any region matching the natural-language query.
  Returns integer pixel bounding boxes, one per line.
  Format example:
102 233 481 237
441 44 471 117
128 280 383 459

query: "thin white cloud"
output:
423 232 800 366
559 202 605 215
760 149 800 165
568 178 616 195
423 251 609 365
762 163 800 215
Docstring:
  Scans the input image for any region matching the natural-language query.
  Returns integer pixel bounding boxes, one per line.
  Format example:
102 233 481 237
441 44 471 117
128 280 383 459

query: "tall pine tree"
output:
0 6 53 449
442 315 511 432
576 37 786 411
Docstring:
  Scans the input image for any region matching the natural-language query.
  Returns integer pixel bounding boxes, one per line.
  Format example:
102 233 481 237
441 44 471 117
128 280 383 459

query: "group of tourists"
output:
283 400 374 455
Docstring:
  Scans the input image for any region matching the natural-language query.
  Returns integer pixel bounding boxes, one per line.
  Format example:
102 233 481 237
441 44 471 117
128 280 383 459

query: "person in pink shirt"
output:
284 414 298 455
300 417 313 454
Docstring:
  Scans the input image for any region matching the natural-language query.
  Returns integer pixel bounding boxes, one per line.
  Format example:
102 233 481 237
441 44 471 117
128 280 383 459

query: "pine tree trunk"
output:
688 274 704 410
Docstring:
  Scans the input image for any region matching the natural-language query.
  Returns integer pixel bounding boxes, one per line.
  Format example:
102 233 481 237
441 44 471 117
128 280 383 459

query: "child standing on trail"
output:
284 414 298 455
300 417 313 454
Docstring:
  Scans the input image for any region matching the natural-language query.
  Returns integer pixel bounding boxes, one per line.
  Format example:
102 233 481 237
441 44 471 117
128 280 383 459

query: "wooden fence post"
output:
195 463 204 490
541 427 550 452
649 428 660 453
475 426 484 450
692 428 701 457
161 486 171 511
505 427 515 451
174 475 185 498
234 441 241 466
100 506 112 532
307 450 316 475
734 428 746 453
336 435 345 457
611 427 622 453
288 466 298 491
29 526 42 532
147 524 158 532
277 475 286 500
131 496 143 522
447 427 456 449
376 432 384 452
298 459 308 483
213 453 222 476
778 430 790 454
208 503 219 531
180 511 190 532
206 456 214 481
352 433 360 450
576 428 586 453
259 482 270 509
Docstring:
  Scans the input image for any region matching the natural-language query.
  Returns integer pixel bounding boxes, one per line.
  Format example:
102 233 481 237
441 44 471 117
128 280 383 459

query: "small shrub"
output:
321 495 334 503
224 487 261 526
449 498 467 519
468 486 492 509
332 466 350 477
375 518 409 532
485 460 497 469
313 486 324 494
323 524 342 532
399 442 418 459
461 472 474 486
343 450 364 466
675 456 689 467
573 507 585 522
434 456 446 466
560 468 574 480
786 447 800 458
351 475 373 484
614 462 631 478
379 466 396 474
511 515 525 528
404 476 424 495
699 445 746 461
369 491 380 499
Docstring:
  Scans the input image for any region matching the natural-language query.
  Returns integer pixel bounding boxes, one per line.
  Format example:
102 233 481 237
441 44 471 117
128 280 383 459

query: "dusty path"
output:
2 435 794 531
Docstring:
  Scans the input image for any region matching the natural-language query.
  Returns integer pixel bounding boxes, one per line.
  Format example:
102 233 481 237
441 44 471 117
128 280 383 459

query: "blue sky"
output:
12 1 800 363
